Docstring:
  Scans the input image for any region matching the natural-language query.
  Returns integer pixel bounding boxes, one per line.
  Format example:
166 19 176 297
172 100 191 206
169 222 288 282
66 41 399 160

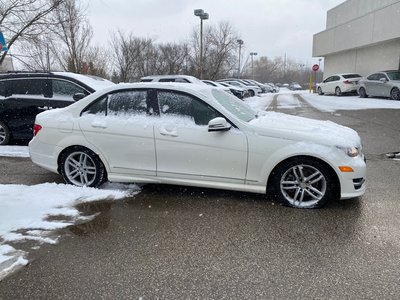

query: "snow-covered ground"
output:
0 181 139 280
0 146 29 158
245 88 400 113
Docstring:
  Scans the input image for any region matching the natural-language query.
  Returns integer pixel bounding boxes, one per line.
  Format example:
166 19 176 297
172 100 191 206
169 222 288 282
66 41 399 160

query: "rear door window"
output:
4 78 50 98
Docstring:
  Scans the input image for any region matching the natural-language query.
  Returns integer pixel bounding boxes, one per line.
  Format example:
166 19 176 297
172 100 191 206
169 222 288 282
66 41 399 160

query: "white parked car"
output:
140 74 205 85
358 70 400 100
317 73 362 96
29 83 366 209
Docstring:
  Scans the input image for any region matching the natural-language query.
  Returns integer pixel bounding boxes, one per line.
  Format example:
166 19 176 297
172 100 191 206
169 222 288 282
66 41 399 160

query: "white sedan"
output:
29 83 366 209
318 73 362 96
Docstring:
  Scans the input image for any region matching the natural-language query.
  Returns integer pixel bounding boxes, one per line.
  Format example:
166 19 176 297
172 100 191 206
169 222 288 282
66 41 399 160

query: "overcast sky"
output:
87 0 345 67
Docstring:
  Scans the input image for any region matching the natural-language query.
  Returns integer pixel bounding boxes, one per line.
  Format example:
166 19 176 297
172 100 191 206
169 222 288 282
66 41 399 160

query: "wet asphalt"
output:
0 94 400 299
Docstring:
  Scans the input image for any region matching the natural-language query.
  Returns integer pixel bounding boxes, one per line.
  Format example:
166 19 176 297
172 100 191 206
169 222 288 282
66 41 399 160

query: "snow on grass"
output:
301 93 400 112
0 182 139 280
0 146 30 158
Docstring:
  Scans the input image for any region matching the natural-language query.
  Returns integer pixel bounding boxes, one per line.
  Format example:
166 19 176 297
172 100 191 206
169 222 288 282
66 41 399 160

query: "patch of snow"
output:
245 93 274 112
0 182 138 280
301 93 400 112
0 146 30 158
277 94 300 109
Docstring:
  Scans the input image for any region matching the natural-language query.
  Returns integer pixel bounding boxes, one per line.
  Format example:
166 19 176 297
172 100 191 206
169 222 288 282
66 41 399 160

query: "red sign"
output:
312 64 319 72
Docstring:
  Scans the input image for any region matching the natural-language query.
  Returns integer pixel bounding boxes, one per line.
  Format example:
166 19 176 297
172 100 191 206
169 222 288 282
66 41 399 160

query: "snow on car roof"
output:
52 72 115 91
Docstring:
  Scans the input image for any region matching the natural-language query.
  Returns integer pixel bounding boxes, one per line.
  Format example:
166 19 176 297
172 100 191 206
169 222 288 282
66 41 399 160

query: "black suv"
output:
0 71 114 145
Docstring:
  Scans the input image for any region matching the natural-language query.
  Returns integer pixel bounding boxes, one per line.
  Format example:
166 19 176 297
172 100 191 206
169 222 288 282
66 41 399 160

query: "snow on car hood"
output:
249 112 361 148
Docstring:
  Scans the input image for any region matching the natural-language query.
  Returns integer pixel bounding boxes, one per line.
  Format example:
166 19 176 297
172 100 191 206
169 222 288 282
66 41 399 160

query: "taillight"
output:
343 80 351 84
33 124 42 136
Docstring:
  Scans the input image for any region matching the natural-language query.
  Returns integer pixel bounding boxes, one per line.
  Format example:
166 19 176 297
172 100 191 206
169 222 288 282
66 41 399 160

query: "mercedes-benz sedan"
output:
29 83 366 209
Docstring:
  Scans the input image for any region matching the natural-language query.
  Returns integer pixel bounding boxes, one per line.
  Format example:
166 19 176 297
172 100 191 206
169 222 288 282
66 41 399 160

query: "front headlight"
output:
336 146 360 157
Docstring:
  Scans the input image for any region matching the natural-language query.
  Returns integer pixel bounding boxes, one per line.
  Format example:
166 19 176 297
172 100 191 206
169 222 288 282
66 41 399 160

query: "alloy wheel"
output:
64 151 98 186
280 164 327 208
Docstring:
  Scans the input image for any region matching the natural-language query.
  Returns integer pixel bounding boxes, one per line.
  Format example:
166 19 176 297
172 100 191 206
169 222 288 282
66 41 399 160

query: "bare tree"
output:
111 30 154 82
191 21 240 80
0 0 65 64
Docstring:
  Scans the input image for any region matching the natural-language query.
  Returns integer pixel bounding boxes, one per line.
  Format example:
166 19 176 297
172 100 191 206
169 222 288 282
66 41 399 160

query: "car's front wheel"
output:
390 87 400 100
60 147 106 187
0 120 11 146
270 157 335 209
317 87 324 95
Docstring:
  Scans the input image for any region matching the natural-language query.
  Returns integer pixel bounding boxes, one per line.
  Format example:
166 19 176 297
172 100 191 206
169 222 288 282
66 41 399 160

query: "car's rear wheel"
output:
60 147 106 187
0 121 11 146
270 157 335 209
335 87 342 96
317 87 324 95
390 88 400 100
248 90 255 97
359 87 368 98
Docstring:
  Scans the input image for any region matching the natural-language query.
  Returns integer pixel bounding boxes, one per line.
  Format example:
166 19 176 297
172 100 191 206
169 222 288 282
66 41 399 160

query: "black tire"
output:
269 157 336 209
390 87 400 100
335 87 342 96
59 147 106 187
0 120 11 146
317 87 324 95
359 87 368 98
248 90 255 97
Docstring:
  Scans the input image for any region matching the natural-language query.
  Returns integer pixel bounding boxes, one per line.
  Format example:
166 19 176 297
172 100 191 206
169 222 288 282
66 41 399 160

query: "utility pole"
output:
237 39 244 79
250 52 258 80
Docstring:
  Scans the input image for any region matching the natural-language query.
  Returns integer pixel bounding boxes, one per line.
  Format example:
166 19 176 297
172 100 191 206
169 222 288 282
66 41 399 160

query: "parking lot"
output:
0 93 400 299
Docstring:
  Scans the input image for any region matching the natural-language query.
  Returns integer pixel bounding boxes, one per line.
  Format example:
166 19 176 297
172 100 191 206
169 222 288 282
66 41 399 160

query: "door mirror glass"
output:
208 117 231 132
379 77 388 83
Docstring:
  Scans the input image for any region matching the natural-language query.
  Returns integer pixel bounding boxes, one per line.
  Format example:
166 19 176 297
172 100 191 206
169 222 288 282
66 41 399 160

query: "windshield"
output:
387 71 400 81
211 89 256 122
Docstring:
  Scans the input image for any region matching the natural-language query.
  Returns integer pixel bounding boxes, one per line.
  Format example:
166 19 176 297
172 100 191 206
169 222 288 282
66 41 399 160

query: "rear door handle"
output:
91 121 107 129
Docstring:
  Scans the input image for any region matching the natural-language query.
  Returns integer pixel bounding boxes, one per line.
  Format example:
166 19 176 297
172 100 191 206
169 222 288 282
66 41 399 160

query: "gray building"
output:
313 0 400 78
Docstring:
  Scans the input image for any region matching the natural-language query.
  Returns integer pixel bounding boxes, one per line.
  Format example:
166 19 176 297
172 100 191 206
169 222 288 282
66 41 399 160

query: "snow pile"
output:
301 93 400 112
0 146 30 158
0 182 138 280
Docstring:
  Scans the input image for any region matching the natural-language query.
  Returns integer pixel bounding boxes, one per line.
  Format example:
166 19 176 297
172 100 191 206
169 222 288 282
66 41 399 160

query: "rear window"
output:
342 74 361 79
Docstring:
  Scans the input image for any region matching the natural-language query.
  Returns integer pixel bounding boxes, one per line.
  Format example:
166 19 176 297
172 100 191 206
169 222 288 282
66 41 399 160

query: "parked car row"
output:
317 70 400 100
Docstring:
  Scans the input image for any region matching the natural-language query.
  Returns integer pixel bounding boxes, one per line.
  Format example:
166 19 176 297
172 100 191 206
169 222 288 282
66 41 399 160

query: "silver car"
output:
358 70 400 100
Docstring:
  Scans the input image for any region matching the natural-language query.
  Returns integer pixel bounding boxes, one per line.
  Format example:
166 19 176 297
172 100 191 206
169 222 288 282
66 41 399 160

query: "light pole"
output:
237 39 244 78
250 52 258 80
194 9 209 79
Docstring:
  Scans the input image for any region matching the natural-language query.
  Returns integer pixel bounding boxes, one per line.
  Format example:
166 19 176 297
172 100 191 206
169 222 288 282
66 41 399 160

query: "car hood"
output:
248 112 361 148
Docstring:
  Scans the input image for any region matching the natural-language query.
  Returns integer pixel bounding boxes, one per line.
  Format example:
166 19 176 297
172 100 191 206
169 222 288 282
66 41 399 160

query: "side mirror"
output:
379 78 388 83
73 92 86 101
208 117 231 132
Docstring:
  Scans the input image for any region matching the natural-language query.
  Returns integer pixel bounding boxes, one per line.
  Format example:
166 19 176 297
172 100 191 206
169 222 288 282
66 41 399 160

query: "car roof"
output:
0 71 114 92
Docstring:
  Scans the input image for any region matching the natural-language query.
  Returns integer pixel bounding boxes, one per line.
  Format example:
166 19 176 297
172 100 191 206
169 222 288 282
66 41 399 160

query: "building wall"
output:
323 39 400 78
314 0 400 78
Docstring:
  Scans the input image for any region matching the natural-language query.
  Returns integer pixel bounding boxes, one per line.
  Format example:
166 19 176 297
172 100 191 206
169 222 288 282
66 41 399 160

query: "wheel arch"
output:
57 144 109 180
266 155 341 197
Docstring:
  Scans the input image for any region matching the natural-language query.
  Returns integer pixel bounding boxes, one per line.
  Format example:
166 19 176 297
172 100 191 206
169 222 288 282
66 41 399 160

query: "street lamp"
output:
237 39 244 79
194 9 209 79
250 52 258 80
